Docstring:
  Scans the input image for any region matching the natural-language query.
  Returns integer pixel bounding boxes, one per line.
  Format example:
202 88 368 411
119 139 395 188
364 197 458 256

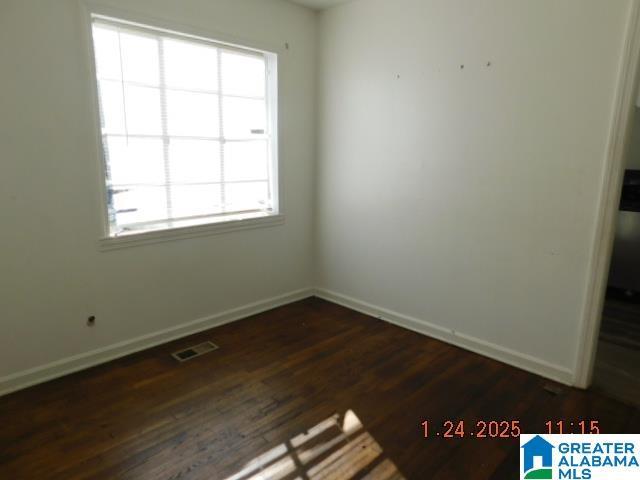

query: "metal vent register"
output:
172 342 219 362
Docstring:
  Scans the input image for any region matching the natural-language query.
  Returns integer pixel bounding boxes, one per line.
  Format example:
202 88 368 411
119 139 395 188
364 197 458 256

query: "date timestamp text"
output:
421 420 601 439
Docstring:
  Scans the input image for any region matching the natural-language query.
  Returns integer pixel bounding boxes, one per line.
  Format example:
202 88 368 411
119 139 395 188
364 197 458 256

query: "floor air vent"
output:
172 341 219 362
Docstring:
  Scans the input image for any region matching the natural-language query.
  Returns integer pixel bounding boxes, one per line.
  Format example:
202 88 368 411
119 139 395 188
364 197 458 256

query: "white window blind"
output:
90 17 277 237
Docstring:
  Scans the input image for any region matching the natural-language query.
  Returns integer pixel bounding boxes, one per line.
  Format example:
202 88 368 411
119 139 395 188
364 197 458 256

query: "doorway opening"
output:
592 106 640 407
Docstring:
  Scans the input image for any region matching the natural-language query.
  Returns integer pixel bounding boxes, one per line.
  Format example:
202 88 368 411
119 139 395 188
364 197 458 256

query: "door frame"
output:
574 0 640 388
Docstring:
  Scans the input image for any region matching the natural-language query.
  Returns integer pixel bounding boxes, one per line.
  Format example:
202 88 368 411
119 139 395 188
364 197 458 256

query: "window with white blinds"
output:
90 17 278 237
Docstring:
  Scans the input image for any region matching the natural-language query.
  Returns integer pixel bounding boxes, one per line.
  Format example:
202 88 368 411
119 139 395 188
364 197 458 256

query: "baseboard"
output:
315 288 575 386
0 286 575 396
0 288 314 397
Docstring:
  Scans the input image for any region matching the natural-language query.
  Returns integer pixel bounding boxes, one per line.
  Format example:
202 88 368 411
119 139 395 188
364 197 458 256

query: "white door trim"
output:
574 0 640 388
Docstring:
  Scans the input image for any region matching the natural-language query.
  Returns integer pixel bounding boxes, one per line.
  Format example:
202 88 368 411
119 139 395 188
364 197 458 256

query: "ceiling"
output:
288 0 352 10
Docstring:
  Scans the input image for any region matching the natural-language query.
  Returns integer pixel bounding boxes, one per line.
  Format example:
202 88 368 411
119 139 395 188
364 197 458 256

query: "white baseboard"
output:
0 286 575 396
0 288 314 397
315 288 575 386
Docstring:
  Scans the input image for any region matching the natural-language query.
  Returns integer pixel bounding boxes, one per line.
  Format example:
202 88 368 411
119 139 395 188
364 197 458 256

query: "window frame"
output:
83 9 283 251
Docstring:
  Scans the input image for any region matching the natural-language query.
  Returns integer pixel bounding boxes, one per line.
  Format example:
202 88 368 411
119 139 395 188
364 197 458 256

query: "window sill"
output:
99 213 285 251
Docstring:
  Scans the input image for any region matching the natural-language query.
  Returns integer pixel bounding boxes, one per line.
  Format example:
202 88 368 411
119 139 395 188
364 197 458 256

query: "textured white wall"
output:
0 0 317 380
316 0 632 376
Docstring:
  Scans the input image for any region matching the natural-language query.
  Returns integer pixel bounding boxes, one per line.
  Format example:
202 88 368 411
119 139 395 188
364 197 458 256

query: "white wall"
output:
2 0 636 393
316 0 633 382
0 0 317 391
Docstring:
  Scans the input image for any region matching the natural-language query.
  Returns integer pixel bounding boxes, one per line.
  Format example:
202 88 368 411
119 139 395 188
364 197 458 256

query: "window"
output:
90 16 278 239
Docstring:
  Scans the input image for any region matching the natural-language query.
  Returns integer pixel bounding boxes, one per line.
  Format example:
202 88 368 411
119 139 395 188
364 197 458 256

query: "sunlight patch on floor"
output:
224 410 405 480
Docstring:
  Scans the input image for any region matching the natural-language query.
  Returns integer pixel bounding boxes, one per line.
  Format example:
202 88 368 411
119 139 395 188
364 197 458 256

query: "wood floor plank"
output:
1 297 638 479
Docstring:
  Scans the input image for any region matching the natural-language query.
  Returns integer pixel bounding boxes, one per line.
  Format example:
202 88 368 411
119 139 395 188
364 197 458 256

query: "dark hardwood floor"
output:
1 297 638 479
